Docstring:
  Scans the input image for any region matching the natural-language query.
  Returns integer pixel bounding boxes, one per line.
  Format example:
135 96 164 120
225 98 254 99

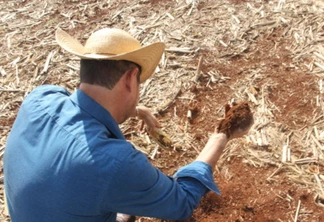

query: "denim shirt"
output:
4 85 220 222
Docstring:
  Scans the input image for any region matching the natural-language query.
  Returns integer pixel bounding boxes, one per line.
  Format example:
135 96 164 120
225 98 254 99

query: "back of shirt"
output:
3 85 117 222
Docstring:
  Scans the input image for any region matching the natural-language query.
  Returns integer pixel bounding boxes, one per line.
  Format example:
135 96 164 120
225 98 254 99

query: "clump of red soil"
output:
217 102 254 138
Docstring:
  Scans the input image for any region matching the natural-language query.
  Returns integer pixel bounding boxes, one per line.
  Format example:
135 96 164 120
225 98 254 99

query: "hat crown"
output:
55 27 165 83
84 28 141 55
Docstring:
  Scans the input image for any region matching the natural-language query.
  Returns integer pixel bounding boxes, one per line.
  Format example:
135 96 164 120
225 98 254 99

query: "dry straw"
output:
1 0 324 221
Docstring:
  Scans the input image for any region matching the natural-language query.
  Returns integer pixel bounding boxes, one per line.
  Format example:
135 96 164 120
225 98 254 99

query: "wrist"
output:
195 132 228 167
210 133 228 144
208 133 228 156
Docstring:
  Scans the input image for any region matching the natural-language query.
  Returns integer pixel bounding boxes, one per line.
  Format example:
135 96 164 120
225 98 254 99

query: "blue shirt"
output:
4 85 220 222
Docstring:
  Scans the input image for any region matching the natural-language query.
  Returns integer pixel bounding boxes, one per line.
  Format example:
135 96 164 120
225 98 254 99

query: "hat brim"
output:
55 28 165 83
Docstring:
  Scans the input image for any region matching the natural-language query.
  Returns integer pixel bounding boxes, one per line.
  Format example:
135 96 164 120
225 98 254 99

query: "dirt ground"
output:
1 0 324 221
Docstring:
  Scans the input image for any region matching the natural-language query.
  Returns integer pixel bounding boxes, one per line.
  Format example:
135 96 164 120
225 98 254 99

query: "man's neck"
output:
79 83 124 123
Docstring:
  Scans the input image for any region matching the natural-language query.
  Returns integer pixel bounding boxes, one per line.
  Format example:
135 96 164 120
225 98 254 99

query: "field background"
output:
1 0 324 221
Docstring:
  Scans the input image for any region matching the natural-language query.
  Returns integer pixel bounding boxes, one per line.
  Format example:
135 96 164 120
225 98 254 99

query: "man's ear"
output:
124 68 139 92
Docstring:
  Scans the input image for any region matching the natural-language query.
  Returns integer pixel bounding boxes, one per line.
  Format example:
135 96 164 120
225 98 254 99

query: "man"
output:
4 28 253 222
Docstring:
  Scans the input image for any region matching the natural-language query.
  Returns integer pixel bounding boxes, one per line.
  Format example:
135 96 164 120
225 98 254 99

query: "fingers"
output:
224 104 231 116
116 213 136 222
135 106 173 149
149 128 173 149
142 113 160 129
139 120 145 132
136 106 160 131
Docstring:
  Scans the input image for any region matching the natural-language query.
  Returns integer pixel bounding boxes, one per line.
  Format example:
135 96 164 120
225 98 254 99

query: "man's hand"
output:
216 102 254 139
116 213 135 222
136 106 173 149
136 106 160 133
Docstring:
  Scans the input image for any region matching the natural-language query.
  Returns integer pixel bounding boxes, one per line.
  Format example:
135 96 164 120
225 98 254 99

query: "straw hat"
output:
55 28 165 83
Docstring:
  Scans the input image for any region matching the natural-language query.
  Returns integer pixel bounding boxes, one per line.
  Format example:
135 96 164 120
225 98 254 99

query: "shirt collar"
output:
69 89 125 140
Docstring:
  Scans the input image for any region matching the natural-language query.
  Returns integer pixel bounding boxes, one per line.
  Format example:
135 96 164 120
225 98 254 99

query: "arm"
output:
102 145 204 220
134 105 160 131
196 101 254 168
195 133 228 167
110 102 253 220
135 106 229 167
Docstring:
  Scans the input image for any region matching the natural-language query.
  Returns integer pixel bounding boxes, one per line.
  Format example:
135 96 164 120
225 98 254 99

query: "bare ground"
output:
1 0 324 221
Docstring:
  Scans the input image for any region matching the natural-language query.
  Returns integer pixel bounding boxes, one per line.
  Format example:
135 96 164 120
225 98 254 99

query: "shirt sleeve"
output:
100 144 220 221
174 161 220 195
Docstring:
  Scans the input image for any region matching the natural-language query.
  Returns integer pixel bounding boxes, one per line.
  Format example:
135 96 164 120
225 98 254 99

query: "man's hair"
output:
80 59 141 89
